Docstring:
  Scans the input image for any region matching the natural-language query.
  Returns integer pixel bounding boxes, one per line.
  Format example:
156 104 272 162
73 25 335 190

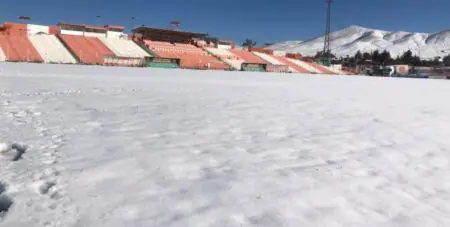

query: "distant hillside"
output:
267 25 450 59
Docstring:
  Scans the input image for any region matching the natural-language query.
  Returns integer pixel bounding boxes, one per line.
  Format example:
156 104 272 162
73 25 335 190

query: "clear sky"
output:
0 0 448 44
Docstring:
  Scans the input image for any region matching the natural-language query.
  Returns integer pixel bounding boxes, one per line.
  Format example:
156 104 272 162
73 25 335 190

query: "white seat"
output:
252 52 285 65
286 58 321 73
100 37 150 58
28 34 77 64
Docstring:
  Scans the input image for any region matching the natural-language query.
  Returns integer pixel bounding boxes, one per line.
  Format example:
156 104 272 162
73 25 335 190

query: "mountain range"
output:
267 25 450 59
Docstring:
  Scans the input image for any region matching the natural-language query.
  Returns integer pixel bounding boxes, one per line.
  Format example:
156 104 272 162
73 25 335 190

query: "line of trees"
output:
329 50 450 67
241 38 450 67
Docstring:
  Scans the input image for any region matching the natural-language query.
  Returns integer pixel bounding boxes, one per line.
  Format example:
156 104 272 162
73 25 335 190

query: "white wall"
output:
84 32 106 38
61 30 84 36
27 24 49 35
107 31 127 39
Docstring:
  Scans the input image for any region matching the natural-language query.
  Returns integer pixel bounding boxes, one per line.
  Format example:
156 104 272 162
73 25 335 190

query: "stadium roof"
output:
57 23 123 32
132 26 208 39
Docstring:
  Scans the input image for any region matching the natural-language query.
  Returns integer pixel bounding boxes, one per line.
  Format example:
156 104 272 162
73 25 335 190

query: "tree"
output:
354 51 363 60
242 39 257 49
400 50 413 64
314 51 336 59
371 50 380 63
443 54 450 66
410 55 421 66
379 50 392 65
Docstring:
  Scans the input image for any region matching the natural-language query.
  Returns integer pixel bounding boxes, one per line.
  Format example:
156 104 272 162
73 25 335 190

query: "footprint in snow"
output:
0 182 13 217
0 142 27 161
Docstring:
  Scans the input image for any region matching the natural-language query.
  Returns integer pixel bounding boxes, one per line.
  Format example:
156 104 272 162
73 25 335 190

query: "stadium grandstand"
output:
0 20 347 74
0 22 44 62
133 26 229 70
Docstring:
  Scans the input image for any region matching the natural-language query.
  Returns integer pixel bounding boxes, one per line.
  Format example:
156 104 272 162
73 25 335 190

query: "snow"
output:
0 143 12 154
268 25 450 59
2 62 450 226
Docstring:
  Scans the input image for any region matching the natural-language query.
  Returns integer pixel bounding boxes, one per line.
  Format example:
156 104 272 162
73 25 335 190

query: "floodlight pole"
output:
322 0 334 66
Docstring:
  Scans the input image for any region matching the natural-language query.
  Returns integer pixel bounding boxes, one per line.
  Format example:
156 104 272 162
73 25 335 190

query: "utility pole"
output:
322 0 334 66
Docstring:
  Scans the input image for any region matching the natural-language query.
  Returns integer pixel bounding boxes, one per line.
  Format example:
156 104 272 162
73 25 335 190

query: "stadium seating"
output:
270 55 310 73
230 49 267 64
285 58 322 74
28 34 77 64
252 52 284 65
325 66 346 74
205 47 244 70
0 35 43 62
307 61 336 74
99 37 150 58
252 51 305 73
144 40 229 70
59 34 115 65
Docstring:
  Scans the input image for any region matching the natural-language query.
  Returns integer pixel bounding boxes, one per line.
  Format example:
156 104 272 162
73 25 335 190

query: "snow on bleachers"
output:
0 47 6 61
252 52 284 65
205 48 244 70
29 34 77 64
326 66 346 74
230 49 267 64
271 55 310 73
252 51 301 73
285 58 322 73
99 38 150 58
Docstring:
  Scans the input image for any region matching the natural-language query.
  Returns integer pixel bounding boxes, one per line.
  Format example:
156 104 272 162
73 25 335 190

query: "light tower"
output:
170 21 181 31
322 0 334 66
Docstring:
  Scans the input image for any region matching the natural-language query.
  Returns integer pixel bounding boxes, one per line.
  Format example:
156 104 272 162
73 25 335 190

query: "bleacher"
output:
270 55 310 73
306 61 336 74
99 37 150 58
29 34 77 64
144 40 228 70
230 49 267 64
285 58 322 74
59 34 114 65
0 35 43 62
205 47 244 70
0 21 348 75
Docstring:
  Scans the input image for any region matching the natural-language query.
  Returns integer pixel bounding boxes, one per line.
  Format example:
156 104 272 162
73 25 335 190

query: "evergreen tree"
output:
379 50 392 64
371 50 380 63
410 55 422 66
443 54 450 66
400 50 413 64
242 39 257 49
362 52 372 60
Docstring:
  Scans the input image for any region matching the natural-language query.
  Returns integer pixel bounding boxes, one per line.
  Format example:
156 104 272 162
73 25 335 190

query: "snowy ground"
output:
1 63 450 227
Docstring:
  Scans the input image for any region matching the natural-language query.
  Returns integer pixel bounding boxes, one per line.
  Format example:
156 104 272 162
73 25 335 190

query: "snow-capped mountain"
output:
267 25 450 59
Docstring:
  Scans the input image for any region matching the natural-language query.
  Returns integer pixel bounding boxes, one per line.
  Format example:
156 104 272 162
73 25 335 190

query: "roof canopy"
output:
105 25 125 32
58 23 123 33
132 26 208 41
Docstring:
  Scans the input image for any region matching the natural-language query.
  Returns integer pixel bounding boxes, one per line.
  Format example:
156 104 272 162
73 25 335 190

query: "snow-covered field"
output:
1 63 450 227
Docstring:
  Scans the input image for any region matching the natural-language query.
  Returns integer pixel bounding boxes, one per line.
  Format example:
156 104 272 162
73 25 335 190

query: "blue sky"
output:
0 0 448 44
